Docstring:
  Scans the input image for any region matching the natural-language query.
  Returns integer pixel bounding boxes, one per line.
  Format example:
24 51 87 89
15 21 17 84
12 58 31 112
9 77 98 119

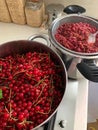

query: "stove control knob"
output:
59 120 67 128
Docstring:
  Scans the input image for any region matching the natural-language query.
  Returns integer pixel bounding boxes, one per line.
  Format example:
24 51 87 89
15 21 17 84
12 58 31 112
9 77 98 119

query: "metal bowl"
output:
48 14 98 81
49 14 98 59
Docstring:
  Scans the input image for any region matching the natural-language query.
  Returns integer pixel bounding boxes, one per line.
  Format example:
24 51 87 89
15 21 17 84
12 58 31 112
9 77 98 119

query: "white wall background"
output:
44 0 98 19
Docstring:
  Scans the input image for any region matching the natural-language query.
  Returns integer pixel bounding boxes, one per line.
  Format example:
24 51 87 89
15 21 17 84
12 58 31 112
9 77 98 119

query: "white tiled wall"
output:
44 0 98 19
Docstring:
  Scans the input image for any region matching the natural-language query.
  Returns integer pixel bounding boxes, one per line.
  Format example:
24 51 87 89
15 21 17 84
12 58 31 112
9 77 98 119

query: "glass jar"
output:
25 0 45 27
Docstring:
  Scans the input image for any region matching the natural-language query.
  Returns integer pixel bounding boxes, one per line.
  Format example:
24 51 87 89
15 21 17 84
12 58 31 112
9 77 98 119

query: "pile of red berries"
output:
55 22 98 53
0 52 64 130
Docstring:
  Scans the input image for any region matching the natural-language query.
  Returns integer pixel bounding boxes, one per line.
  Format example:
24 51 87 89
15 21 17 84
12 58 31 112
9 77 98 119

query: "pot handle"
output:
28 34 51 47
77 60 98 82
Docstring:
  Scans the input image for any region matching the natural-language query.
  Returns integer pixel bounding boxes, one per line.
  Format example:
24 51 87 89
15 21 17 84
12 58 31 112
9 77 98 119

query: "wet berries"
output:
55 22 98 53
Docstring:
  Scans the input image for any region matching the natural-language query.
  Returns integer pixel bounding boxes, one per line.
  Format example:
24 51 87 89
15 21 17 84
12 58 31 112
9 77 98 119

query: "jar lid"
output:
26 0 43 10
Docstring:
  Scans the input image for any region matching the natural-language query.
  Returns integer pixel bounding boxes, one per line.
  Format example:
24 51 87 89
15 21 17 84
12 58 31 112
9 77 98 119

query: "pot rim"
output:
0 39 68 130
49 14 98 59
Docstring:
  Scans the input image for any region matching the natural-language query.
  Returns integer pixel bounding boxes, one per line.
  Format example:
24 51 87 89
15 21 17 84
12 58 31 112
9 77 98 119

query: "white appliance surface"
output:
87 81 98 123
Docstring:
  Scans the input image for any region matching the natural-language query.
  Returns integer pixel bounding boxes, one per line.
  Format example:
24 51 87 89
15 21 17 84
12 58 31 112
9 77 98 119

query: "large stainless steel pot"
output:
0 37 67 130
49 14 98 82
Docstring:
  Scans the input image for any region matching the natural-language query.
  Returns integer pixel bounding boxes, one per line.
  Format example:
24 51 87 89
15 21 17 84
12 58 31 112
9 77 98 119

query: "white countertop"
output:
0 22 88 130
0 22 46 44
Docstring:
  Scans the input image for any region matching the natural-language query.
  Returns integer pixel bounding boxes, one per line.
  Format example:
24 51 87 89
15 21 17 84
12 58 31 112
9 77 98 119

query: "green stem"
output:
0 89 3 99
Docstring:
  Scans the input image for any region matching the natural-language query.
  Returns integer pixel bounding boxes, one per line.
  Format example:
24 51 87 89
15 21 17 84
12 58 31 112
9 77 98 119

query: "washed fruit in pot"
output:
0 52 64 130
